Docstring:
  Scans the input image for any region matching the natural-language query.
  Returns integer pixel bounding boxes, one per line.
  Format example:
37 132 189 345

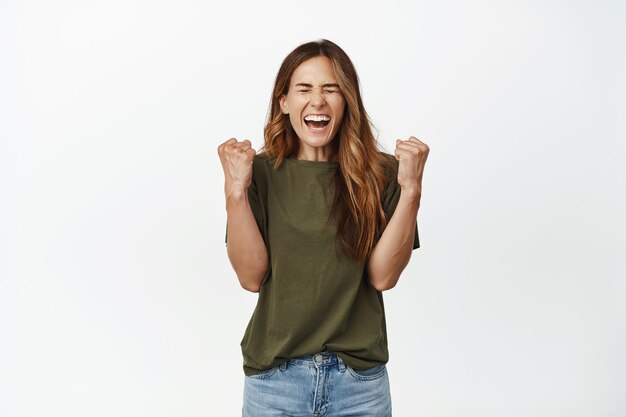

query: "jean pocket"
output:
246 365 279 380
347 364 387 381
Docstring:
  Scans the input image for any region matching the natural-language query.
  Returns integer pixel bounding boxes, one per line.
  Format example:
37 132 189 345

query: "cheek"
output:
288 112 302 128
334 103 346 125
333 98 346 117
288 98 304 115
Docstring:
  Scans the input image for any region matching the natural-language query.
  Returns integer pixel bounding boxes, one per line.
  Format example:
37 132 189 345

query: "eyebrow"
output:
294 83 341 88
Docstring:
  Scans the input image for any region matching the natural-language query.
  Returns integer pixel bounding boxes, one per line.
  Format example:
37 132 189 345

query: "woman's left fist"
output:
394 136 429 196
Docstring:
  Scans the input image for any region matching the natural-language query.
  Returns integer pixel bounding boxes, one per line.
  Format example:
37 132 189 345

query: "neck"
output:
297 144 337 162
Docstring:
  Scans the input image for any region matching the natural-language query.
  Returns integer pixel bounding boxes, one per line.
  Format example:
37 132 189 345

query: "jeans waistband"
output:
282 351 346 371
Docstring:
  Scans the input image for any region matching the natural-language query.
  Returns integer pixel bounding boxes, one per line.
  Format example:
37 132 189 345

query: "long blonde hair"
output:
262 39 389 262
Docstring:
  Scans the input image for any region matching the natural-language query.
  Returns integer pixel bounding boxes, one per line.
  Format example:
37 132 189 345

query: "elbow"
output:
240 280 261 293
367 260 401 292
368 273 400 292
236 264 268 293
366 249 411 292
372 282 396 292
228 250 269 293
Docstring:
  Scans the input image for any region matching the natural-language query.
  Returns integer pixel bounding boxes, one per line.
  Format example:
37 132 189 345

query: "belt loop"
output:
279 361 287 371
337 355 346 372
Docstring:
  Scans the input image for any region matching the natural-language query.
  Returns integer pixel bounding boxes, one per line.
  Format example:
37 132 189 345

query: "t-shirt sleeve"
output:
224 159 267 246
381 156 420 249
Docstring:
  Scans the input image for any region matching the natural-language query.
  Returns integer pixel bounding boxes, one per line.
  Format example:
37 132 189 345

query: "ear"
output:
279 95 288 114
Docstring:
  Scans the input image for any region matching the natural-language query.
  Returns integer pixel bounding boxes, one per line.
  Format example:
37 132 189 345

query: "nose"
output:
310 87 326 107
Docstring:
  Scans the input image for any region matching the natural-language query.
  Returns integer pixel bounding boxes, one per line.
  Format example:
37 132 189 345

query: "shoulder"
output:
252 152 275 172
250 153 281 187
253 152 274 165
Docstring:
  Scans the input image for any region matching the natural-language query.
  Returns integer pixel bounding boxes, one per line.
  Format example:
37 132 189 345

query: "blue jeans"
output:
242 351 392 417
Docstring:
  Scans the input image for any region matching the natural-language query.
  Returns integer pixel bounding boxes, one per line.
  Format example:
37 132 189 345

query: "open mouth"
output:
304 114 331 132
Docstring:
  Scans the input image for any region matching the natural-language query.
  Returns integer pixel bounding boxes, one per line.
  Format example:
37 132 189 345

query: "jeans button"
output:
314 354 323 363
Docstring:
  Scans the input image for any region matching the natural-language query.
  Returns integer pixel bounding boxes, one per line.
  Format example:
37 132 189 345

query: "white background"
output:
1 0 624 416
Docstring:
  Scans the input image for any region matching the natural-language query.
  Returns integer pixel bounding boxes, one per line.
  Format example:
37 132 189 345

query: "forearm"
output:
226 189 269 292
367 188 420 291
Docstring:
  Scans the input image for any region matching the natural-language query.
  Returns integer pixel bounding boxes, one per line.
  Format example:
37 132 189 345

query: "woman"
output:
218 39 429 417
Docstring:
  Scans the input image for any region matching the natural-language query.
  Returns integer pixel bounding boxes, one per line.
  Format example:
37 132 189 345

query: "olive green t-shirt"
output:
227 152 419 376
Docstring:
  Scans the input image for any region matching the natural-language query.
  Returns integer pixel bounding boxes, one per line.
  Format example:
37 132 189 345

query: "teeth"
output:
304 114 330 122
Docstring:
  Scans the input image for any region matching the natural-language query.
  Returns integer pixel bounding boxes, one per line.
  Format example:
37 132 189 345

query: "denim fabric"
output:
243 351 391 417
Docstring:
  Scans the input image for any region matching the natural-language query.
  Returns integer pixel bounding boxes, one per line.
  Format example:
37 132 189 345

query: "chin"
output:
300 134 335 148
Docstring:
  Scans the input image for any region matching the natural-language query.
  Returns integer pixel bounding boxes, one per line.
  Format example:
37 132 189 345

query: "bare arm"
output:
366 189 419 291
367 137 429 291
218 138 269 292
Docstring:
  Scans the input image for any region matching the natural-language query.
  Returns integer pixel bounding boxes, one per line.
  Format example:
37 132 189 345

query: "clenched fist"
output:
217 138 257 197
394 136 429 196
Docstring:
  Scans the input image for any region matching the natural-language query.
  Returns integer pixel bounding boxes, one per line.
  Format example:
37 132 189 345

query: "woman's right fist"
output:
217 138 257 195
